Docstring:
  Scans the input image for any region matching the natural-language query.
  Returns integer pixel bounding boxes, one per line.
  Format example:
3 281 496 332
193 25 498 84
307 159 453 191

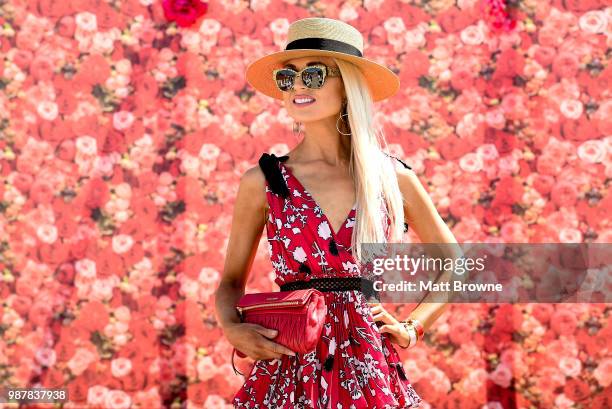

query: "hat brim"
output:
245 49 400 102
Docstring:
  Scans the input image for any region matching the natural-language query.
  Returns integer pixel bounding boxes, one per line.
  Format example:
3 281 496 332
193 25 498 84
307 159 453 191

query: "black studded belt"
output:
280 277 380 302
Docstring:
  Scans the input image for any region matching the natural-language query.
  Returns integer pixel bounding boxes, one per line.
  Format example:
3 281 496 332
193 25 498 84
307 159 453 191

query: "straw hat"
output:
245 17 400 102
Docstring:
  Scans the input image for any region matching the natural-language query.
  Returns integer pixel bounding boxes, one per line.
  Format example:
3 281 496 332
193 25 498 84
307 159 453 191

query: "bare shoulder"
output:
240 164 267 201
238 163 269 218
390 159 435 221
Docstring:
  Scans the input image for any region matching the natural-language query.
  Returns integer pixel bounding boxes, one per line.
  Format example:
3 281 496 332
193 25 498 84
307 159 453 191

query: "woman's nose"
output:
293 72 310 90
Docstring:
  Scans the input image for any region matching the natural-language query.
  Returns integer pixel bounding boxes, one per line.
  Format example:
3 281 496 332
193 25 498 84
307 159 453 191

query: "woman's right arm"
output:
213 165 296 360
215 166 267 329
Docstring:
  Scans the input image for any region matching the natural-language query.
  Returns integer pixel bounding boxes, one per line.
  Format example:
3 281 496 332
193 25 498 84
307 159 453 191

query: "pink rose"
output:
532 304 554 324
593 358 612 388
67 347 97 376
550 309 578 336
536 366 566 392
553 52 580 79
162 0 208 28
551 180 579 207
449 319 473 345
559 356 582 377
533 45 556 66
489 362 513 388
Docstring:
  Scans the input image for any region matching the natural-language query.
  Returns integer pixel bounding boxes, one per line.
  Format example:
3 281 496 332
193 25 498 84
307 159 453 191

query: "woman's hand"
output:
223 322 297 360
367 301 411 348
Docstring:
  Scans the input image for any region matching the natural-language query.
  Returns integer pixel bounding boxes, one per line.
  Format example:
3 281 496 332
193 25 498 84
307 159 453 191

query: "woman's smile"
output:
293 94 316 107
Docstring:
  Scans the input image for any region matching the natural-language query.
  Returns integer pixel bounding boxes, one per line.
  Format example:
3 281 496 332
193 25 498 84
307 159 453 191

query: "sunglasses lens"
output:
302 67 325 89
275 69 296 92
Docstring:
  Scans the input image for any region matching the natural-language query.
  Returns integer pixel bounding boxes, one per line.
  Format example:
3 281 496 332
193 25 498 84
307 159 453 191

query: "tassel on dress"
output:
329 239 339 256
395 362 408 380
323 354 334 372
299 262 311 274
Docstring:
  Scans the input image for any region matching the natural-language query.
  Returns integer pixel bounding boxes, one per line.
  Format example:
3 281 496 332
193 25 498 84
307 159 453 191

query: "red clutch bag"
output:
232 289 327 372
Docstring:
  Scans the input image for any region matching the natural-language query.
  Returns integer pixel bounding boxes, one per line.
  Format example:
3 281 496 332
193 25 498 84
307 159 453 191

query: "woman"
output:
215 17 458 408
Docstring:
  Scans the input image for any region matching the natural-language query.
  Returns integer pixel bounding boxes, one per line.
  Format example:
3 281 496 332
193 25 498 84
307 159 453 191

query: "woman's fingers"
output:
379 324 399 335
372 311 395 325
379 324 410 348
369 305 382 313
259 337 296 358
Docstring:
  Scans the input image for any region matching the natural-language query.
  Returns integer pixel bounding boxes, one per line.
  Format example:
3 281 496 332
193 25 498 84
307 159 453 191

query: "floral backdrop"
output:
0 0 610 408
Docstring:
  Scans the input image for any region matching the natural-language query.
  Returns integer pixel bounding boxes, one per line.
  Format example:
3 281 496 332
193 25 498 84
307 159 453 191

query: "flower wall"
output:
0 0 610 408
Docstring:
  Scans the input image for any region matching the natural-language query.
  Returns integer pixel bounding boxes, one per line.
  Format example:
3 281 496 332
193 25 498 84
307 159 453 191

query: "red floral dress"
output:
232 153 422 409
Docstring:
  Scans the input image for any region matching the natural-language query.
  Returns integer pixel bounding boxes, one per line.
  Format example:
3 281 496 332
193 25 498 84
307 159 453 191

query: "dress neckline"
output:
278 156 356 238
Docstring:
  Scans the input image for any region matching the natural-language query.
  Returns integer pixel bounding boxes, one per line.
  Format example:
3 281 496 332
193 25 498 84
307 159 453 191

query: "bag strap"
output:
258 153 290 198
231 348 244 377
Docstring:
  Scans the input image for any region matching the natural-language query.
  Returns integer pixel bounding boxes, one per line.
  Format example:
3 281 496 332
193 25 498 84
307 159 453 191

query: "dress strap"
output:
381 153 411 233
258 153 290 198
384 152 412 170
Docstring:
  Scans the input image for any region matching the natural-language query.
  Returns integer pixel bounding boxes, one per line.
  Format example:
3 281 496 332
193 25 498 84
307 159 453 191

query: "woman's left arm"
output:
398 165 461 329
370 164 462 347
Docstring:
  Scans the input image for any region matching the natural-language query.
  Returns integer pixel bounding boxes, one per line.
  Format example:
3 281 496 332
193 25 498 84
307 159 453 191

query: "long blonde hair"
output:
334 58 406 269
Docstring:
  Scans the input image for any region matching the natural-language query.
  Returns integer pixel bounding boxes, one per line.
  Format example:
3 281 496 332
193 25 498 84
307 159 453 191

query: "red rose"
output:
532 304 554 324
494 304 519 331
553 52 580 79
376 3 429 29
39 241 71 265
162 0 208 28
449 193 473 220
57 15 76 37
564 379 591 401
29 179 55 204
67 375 89 402
79 301 110 332
103 130 128 154
483 203 513 226
533 45 556 67
55 338 77 363
492 177 523 206
585 65 611 100
56 262 76 284
449 319 473 345
56 140 76 162
437 6 477 33
590 390 612 409
562 116 600 141
551 180 579 207
136 294 157 317
42 367 66 388
12 172 33 194
79 54 111 87
96 246 126 279
399 50 430 87
435 134 474 160
562 0 605 12
532 174 555 195
450 67 475 91
550 309 578 336
496 49 525 77
83 177 110 209
11 295 32 316
122 367 147 391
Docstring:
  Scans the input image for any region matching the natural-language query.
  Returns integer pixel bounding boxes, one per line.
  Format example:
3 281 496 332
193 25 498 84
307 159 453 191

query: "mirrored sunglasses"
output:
272 64 341 92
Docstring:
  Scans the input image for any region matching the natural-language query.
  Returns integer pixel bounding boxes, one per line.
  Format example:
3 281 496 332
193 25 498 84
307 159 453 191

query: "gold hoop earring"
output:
336 100 351 136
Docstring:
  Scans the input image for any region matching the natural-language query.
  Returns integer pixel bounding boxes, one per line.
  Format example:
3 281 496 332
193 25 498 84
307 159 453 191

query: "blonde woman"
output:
215 17 457 408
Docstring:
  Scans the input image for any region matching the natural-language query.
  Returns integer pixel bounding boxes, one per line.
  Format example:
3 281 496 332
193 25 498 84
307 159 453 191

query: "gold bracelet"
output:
400 321 418 349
